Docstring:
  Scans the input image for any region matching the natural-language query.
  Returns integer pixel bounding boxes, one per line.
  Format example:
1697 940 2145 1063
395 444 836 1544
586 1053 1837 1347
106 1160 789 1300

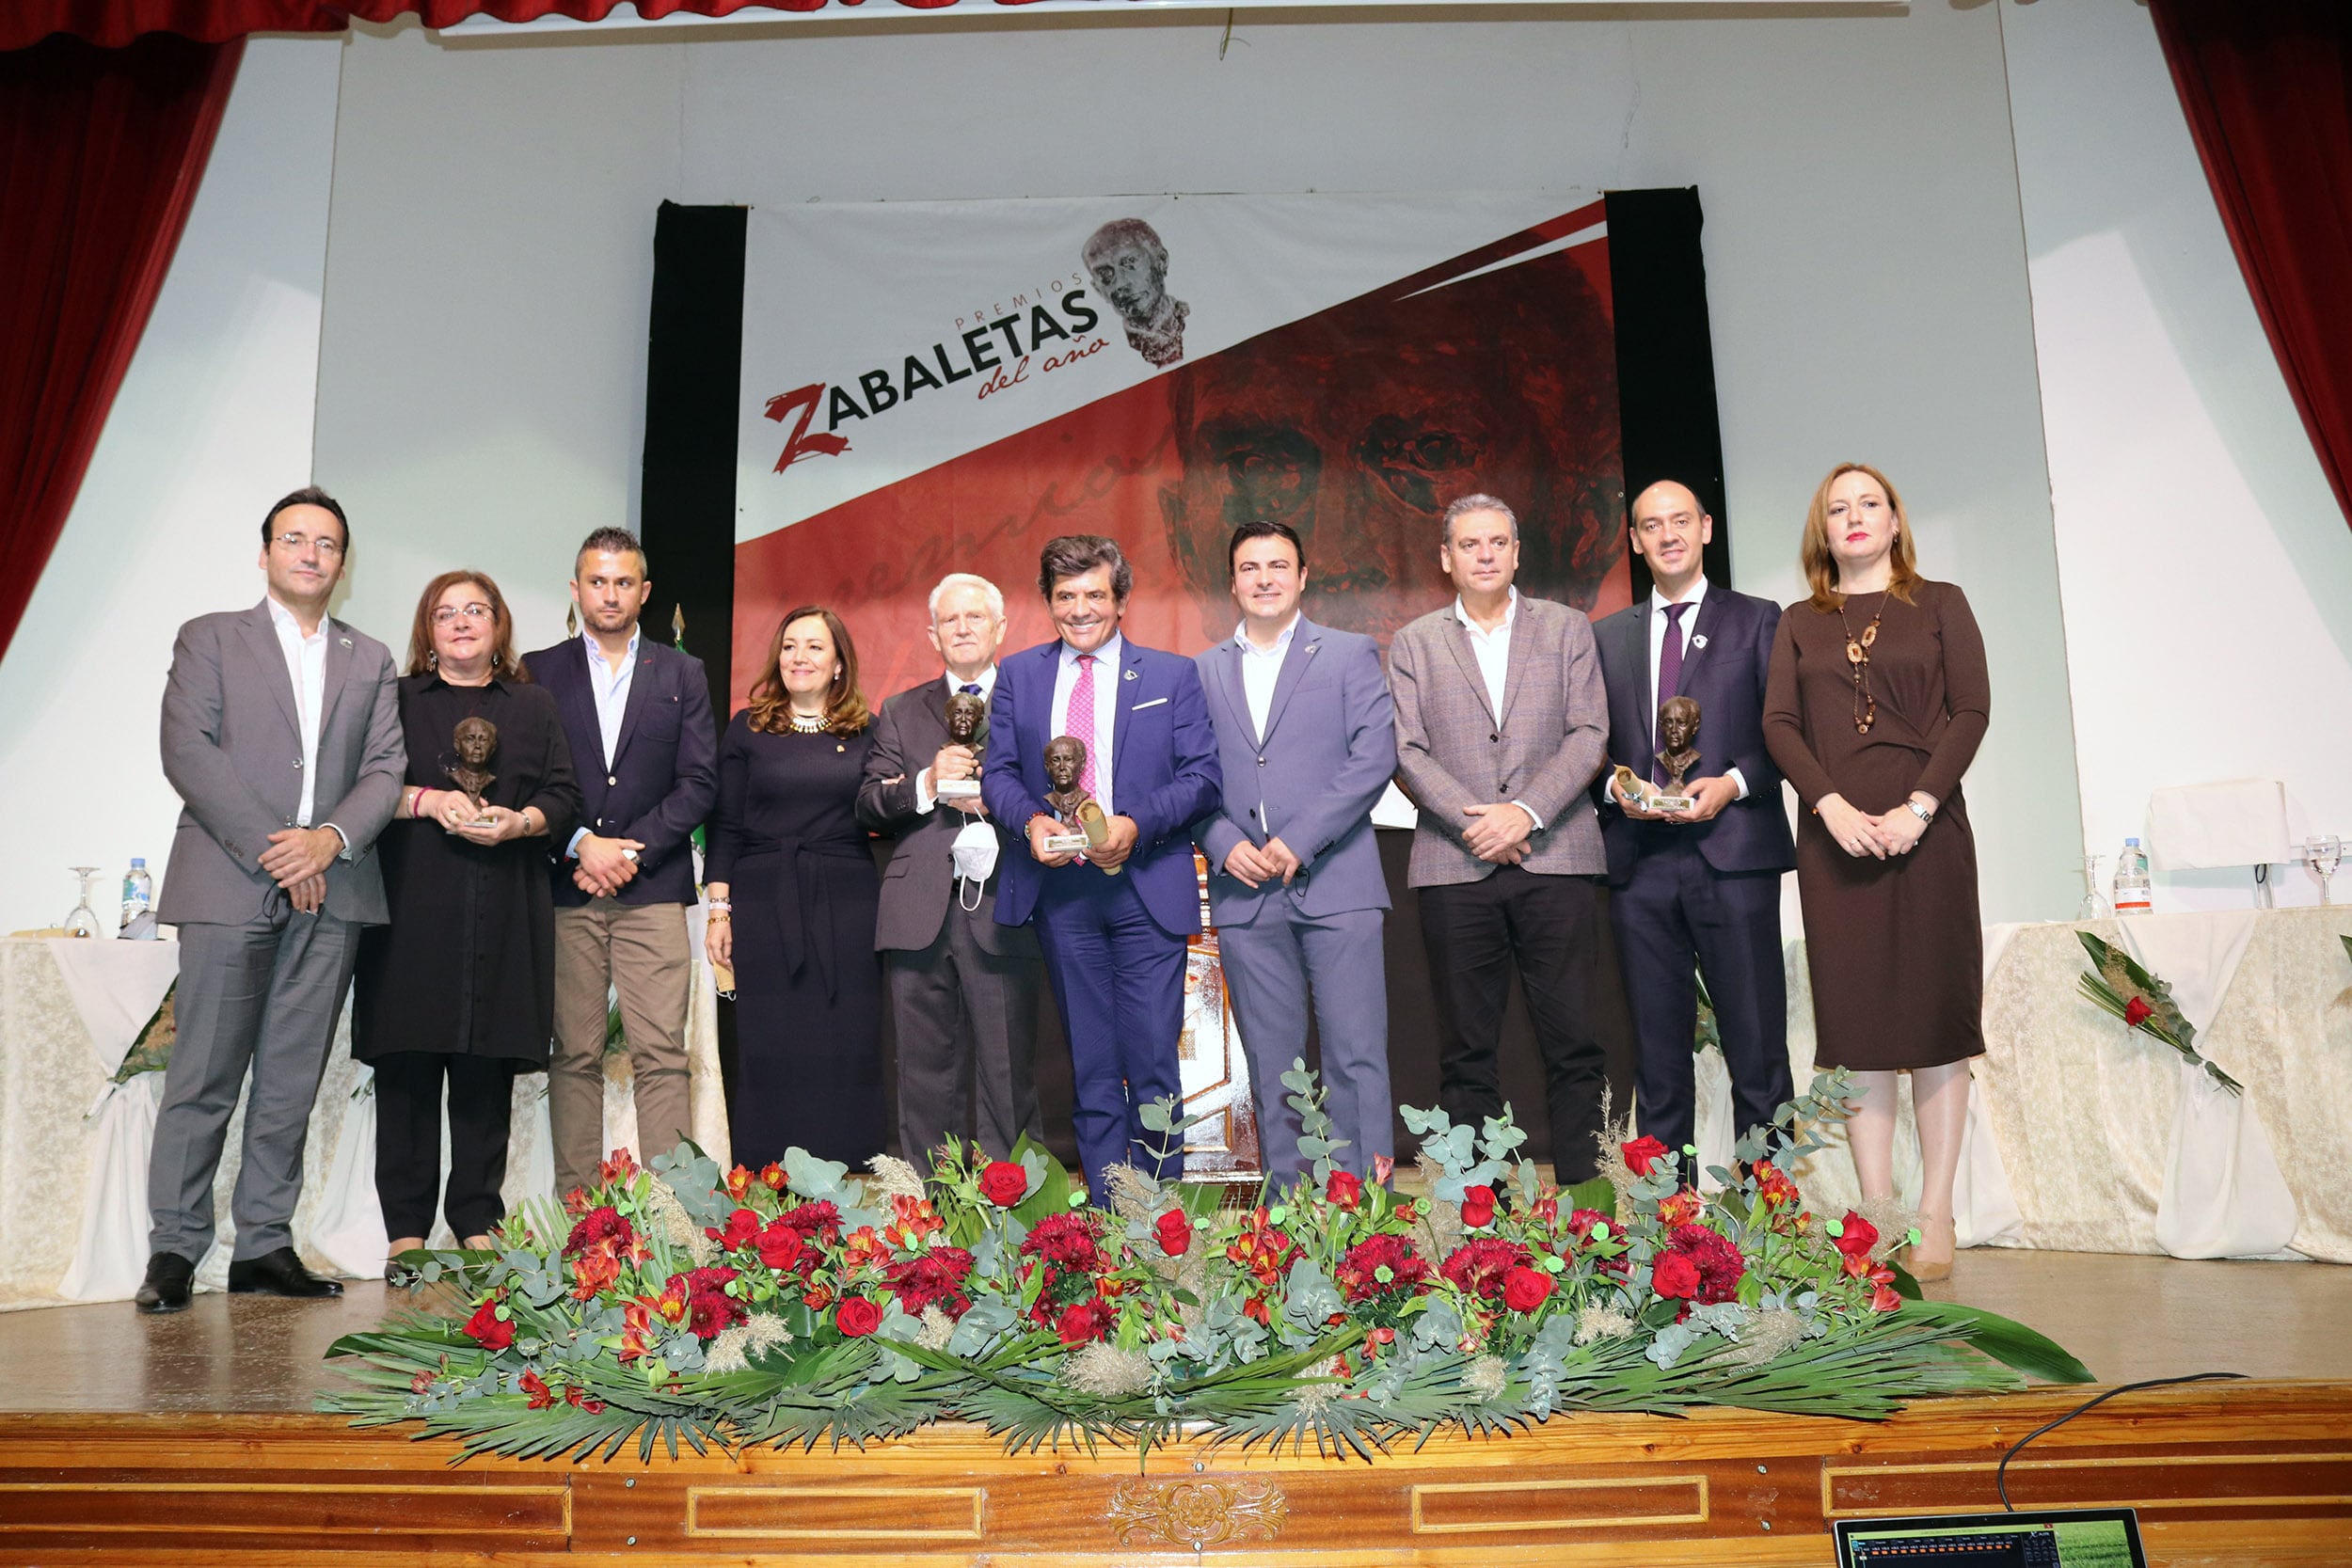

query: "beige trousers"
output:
551 899 691 1200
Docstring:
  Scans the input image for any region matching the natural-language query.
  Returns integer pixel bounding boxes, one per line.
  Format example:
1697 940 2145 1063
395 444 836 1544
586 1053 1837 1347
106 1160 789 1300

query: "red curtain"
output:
2151 0 2352 532
0 34 242 661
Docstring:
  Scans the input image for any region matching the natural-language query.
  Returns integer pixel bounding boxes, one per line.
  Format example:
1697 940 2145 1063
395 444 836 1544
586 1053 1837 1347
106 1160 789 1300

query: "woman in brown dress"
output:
1763 463 1989 1280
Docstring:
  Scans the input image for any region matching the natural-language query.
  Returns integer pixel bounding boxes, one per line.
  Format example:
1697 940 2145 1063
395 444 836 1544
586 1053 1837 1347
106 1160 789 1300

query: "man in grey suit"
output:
138 486 404 1313
857 573 1045 1165
1389 493 1611 1183
1197 522 1397 1181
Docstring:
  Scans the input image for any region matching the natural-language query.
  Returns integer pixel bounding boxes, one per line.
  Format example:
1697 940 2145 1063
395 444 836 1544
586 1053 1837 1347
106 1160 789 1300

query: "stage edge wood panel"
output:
1 1383 2346 1566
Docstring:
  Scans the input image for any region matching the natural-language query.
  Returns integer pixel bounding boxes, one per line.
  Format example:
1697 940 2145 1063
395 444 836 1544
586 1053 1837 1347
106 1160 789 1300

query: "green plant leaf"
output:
1896 1299 2094 1384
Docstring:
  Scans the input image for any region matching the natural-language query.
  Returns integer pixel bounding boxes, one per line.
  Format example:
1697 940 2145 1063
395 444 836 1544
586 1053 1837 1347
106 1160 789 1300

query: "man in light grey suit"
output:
1389 493 1611 1183
138 487 404 1313
1197 523 1398 1182
857 573 1045 1164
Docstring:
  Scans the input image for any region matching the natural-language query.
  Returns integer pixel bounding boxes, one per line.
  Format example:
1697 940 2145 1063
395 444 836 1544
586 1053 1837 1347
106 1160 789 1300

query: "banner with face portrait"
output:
731 191 1630 712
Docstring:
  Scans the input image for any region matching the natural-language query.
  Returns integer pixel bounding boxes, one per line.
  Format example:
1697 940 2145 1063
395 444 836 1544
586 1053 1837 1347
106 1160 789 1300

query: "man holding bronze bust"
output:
857 573 1045 1165
1594 480 1795 1167
981 537 1221 1185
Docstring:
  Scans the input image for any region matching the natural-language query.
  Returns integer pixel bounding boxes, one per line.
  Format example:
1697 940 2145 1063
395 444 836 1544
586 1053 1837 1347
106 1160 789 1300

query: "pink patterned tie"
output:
1065 654 1099 797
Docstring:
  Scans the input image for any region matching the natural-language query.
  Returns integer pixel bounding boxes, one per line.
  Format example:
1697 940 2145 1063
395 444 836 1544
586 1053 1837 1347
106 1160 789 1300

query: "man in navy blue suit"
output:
526 528 717 1199
981 535 1221 1185
1593 482 1795 1167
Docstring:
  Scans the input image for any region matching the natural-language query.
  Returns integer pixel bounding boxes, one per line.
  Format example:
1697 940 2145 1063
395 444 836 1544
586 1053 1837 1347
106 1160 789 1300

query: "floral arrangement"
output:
322 1068 2087 1464
2076 931 2241 1093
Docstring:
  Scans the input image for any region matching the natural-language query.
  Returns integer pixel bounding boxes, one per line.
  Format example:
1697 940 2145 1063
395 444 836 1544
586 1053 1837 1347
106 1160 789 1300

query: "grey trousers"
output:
888 900 1043 1167
1216 901 1393 1181
550 900 692 1201
148 904 359 1263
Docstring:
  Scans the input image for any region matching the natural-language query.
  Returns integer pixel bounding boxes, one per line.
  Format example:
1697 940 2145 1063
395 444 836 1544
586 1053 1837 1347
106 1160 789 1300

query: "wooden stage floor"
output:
1 1250 2347 1565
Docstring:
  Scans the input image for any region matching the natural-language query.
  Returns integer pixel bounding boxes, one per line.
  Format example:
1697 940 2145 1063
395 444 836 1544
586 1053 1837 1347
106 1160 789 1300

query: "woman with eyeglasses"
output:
353 571 580 1268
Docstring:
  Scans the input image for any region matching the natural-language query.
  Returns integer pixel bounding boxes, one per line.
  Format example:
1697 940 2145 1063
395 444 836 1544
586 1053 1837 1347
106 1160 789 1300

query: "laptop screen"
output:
1834 1508 2146 1568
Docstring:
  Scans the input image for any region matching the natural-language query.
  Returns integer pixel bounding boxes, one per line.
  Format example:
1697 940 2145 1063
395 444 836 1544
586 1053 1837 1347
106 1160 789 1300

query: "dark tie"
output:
1655 602 1690 785
960 683 980 696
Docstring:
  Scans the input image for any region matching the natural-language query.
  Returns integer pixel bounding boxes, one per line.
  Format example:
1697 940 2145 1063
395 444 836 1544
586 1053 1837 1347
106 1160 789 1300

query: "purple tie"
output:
1654 602 1690 785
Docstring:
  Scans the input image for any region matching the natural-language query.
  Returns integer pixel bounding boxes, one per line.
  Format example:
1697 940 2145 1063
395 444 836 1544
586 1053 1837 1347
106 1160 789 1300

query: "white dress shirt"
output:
1235 612 1299 741
914 665 999 814
1645 578 1746 800
567 626 642 858
1049 632 1121 817
263 594 328 832
1453 590 1543 832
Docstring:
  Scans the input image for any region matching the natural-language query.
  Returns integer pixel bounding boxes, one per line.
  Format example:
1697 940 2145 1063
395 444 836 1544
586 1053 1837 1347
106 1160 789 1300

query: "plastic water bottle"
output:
2112 837 2152 916
119 857 156 939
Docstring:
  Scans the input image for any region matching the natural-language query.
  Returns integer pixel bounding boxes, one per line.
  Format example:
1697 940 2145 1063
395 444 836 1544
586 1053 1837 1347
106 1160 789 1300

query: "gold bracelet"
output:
707 910 732 923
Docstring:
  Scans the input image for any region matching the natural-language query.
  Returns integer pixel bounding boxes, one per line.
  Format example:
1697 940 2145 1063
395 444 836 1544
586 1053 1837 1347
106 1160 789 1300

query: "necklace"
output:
1837 591 1886 734
787 710 827 734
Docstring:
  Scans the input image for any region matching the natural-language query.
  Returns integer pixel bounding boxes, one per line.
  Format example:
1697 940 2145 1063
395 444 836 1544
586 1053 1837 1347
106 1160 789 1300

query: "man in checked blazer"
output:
142 486 405 1313
1389 493 1611 1183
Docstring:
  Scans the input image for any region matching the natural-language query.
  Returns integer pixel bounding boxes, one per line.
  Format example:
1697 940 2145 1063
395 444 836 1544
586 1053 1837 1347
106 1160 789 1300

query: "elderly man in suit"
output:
858 572 1045 1165
1196 522 1397 1180
981 536 1221 1185
140 485 405 1313
525 527 717 1200
1595 480 1795 1166
1389 493 1610 1183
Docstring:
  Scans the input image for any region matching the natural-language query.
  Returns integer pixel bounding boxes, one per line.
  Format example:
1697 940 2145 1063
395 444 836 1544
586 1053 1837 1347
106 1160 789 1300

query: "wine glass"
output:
2077 853 2108 922
2305 835 2342 906
62 866 103 939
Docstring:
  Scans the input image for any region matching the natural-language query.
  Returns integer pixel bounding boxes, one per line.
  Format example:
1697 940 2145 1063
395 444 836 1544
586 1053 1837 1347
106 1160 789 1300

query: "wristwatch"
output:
1905 799 1934 825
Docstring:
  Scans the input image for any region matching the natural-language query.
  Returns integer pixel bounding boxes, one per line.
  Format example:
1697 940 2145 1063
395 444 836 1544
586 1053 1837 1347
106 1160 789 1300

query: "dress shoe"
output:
134 1251 196 1314
227 1245 343 1299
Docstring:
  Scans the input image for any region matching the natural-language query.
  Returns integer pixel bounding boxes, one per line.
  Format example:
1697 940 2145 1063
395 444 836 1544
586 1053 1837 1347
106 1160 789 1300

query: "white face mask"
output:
950 818 999 892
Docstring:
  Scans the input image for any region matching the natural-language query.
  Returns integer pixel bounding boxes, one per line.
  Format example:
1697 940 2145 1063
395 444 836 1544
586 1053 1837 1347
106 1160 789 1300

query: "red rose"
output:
1622 1135 1669 1177
1502 1265 1553 1313
1651 1249 1702 1301
2123 995 2153 1028
755 1218 806 1274
1154 1209 1194 1257
834 1297 882 1338
707 1206 760 1250
1325 1170 1363 1211
979 1160 1029 1208
463 1298 515 1352
1458 1185 1496 1228
1439 1238 1532 1302
1832 1211 1879 1276
1056 1297 1114 1345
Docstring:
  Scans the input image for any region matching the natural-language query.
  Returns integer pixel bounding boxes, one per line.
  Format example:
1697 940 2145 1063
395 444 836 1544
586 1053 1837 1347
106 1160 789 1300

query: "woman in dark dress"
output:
703 605 886 1169
1763 463 1989 1281
354 570 579 1259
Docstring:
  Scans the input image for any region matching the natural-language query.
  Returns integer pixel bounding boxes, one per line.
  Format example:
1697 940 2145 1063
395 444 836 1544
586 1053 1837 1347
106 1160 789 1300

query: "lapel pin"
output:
338 637 352 648
1692 634 1708 650
1123 668 1138 681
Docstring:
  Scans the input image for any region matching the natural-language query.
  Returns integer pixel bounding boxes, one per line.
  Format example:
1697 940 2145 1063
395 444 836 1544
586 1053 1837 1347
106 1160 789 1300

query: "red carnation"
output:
1458 1185 1497 1228
1623 1135 1669 1177
835 1296 882 1338
1335 1234 1432 1303
775 1200 842 1245
1833 1211 1880 1277
1440 1238 1533 1302
463 1297 515 1352
1020 1212 1106 1272
979 1160 1029 1207
2123 995 2153 1028
1055 1297 1115 1346
1652 1248 1702 1301
1154 1209 1193 1258
883 1245 976 1318
675 1266 746 1338
563 1205 633 1259
1325 1169 1363 1211
707 1207 761 1250
1666 1224 1747 1305
1502 1265 1553 1314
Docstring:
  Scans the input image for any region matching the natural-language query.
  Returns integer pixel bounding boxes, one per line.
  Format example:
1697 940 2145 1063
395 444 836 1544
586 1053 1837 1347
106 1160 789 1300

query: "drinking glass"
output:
2077 853 2108 922
2306 835 2342 906
62 866 103 939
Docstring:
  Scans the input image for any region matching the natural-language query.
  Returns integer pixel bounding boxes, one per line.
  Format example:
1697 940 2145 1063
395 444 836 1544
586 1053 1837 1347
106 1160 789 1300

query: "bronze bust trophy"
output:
1655 695 1701 802
936 690 988 800
1041 735 1118 873
445 716 499 821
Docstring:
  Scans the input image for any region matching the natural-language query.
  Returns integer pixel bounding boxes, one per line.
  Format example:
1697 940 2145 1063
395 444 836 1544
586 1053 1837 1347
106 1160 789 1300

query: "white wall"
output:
311 2 2084 922
2002 0 2352 911
0 38 342 933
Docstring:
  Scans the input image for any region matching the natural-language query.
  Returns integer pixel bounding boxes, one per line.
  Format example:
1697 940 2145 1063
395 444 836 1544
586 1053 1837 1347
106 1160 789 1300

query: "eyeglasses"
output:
431 603 495 626
272 531 345 558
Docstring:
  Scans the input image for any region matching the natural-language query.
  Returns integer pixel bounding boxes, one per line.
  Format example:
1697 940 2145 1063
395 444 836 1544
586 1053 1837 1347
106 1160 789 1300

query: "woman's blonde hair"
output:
745 605 869 736
1801 461 1920 611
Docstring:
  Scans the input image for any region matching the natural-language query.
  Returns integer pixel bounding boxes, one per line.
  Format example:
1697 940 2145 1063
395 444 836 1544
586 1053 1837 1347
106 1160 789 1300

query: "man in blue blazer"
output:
981 535 1221 1184
1196 522 1397 1181
1593 481 1795 1166
525 528 717 1199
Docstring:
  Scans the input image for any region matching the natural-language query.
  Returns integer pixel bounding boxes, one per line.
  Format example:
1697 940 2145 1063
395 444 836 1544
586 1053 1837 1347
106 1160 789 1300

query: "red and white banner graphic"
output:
734 191 1628 708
